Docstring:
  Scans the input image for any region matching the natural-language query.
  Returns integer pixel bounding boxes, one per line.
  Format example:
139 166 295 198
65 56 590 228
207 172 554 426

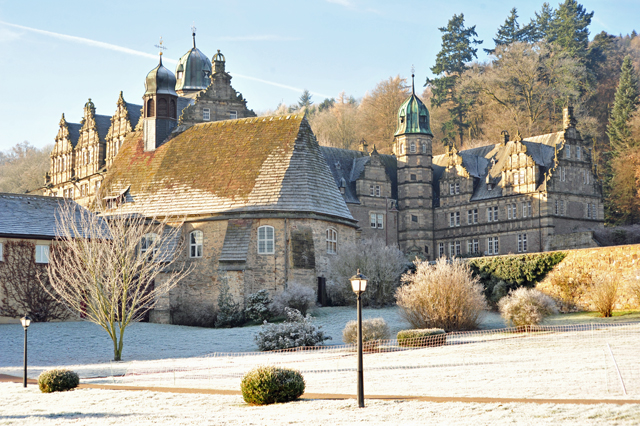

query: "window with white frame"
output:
487 206 499 222
518 234 528 252
370 213 384 229
576 146 581 160
449 212 460 227
229 110 238 119
449 242 455 258
522 201 532 217
326 228 337 254
422 142 427 153
438 242 445 257
455 182 460 194
189 230 203 258
487 237 499 255
410 141 416 153
370 213 377 228
140 233 158 258
203 108 210 121
455 211 460 226
377 214 384 229
467 208 478 224
455 241 461 256
258 226 275 254
562 167 566 181
35 244 50 264
449 183 455 195
467 238 479 254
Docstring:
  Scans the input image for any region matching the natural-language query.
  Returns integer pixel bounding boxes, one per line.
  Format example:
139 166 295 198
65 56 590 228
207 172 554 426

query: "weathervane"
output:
411 64 415 94
155 37 167 56
192 23 197 48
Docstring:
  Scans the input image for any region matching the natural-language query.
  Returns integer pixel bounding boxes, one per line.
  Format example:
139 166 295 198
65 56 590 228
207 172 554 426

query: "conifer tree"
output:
547 0 594 60
298 89 313 110
427 13 482 148
522 2 554 43
485 8 526 54
607 56 640 154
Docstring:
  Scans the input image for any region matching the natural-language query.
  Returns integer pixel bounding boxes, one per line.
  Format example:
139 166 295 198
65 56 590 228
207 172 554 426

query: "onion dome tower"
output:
394 71 434 259
175 27 212 97
143 41 178 151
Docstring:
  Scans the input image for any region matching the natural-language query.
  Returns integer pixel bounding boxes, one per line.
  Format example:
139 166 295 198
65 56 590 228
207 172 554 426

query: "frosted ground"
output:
2 306 640 425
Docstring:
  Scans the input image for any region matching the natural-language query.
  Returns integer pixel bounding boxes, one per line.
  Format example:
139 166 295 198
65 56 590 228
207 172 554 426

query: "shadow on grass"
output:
1 412 135 420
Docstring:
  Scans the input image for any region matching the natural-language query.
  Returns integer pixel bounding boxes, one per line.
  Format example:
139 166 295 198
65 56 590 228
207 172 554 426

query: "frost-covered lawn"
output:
2 382 640 426
2 307 640 425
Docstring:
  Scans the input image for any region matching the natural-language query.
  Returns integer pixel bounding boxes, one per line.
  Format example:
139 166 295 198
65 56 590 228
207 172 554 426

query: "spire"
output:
192 24 196 48
411 65 415 95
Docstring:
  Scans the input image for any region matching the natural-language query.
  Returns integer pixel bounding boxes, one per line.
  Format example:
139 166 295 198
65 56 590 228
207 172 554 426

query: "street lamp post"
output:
20 315 31 388
350 269 368 408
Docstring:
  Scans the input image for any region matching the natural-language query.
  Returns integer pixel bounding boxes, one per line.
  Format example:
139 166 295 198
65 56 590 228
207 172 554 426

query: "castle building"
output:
41 37 604 323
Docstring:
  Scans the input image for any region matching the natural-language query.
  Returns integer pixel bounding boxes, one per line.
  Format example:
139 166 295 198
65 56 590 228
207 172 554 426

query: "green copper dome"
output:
175 33 211 92
395 89 433 137
144 56 178 96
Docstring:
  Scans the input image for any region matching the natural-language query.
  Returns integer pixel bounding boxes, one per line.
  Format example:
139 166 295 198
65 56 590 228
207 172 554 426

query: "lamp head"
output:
20 315 31 329
350 269 368 294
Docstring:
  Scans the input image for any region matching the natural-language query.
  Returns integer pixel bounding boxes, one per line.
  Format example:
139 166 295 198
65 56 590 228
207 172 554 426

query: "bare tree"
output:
46 203 192 361
0 240 68 321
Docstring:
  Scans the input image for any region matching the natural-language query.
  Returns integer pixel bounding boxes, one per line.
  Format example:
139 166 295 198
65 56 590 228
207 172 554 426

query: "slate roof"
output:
94 114 113 140
219 219 253 262
125 103 143 129
0 193 85 239
67 123 82 147
320 147 398 203
99 114 355 222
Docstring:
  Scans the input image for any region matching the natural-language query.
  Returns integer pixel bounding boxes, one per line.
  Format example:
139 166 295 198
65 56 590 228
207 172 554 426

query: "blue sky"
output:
0 0 637 151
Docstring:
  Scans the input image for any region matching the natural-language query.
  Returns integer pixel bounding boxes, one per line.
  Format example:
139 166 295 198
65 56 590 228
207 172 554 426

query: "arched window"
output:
146 98 155 117
326 228 337 254
190 230 203 258
158 98 168 117
410 141 416 153
422 142 427 153
170 99 177 118
140 233 158 258
258 225 274 254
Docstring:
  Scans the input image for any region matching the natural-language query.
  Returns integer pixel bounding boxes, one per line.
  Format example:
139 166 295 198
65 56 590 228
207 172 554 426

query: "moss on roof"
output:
101 114 304 200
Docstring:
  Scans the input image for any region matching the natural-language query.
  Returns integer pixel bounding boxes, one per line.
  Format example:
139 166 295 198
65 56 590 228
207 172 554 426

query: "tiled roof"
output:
99 114 355 222
0 193 84 238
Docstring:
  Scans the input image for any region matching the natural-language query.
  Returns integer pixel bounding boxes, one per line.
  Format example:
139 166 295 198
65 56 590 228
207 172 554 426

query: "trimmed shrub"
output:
396 258 487 331
327 239 407 307
241 366 305 405
38 369 80 393
342 317 390 345
245 290 273 323
254 308 331 351
468 252 566 304
270 283 315 317
498 287 558 327
171 299 216 327
397 329 446 347
590 271 620 317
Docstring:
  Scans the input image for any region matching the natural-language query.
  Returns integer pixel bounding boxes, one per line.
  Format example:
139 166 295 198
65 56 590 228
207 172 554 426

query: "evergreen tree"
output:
298 89 313 110
548 0 594 60
607 56 640 154
427 13 482 148
485 8 526 54
522 2 554 43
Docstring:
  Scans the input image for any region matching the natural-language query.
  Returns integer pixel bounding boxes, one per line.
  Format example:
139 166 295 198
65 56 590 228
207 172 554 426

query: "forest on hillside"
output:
2 1 639 228
273 1 640 226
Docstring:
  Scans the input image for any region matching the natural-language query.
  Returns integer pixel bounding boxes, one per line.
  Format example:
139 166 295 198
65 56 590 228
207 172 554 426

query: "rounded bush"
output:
38 369 80 393
241 366 305 405
397 329 446 347
254 308 331 351
342 318 390 345
498 287 558 327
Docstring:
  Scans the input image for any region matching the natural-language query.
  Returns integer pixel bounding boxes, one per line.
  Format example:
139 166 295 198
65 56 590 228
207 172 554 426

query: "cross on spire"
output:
411 65 415 94
155 37 167 56
192 24 197 48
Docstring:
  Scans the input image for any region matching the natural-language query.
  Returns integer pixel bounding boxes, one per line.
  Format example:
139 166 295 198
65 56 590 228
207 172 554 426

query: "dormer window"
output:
229 110 237 120
203 108 210 121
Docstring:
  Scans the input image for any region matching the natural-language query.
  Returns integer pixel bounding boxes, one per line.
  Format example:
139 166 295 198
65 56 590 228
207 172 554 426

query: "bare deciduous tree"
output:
0 240 68 321
46 204 192 361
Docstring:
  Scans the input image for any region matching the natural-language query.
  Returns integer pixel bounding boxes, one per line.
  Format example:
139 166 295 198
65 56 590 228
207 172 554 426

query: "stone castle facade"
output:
41 34 604 323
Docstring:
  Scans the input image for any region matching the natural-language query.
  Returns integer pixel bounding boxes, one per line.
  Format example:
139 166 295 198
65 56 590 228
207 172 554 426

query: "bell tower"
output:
394 72 434 258
143 41 178 152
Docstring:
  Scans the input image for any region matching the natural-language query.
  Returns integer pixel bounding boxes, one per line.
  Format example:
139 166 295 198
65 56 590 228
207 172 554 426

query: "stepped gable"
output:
99 114 355 222
320 146 398 203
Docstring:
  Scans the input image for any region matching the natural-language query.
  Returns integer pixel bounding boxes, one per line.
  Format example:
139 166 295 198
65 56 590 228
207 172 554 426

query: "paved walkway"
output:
2 374 638 406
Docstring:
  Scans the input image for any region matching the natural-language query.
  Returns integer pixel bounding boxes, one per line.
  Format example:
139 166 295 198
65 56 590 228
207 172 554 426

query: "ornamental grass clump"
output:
590 271 620 317
270 283 316 316
241 366 305 405
342 317 390 345
396 258 487 331
397 329 446 347
498 287 558 327
38 369 80 393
